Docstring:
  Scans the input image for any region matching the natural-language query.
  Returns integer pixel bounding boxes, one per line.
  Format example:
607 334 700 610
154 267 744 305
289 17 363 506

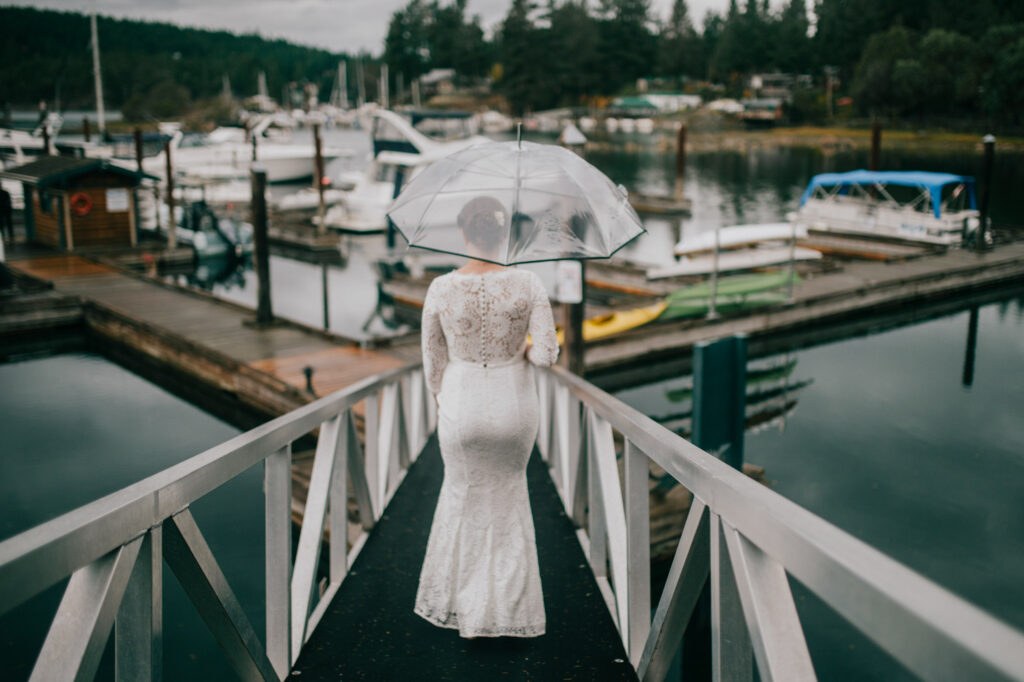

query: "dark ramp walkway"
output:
293 436 637 681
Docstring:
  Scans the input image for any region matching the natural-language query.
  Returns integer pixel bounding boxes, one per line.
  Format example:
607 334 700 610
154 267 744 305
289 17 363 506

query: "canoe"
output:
660 291 788 321
555 301 668 345
674 222 806 255
647 246 822 279
666 272 799 302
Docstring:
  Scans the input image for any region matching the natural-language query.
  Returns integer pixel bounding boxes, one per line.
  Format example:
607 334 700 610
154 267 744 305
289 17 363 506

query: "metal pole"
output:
83 117 91 143
707 227 720 319
41 126 50 155
251 166 273 325
164 140 177 249
313 123 326 235
674 123 687 201
380 64 389 109
977 134 995 251
321 262 330 330
134 128 143 174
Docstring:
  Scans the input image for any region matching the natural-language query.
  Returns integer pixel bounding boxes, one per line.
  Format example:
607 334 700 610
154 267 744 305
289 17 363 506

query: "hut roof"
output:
0 157 156 188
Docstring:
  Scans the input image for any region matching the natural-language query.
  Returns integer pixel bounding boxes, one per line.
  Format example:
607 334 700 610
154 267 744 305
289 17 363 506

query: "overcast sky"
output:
9 0 790 55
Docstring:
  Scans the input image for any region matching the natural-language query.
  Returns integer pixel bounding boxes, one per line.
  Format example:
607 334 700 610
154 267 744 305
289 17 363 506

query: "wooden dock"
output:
381 240 1024 381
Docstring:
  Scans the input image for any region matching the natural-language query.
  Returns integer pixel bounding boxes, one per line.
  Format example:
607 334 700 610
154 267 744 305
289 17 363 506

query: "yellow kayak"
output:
555 301 667 345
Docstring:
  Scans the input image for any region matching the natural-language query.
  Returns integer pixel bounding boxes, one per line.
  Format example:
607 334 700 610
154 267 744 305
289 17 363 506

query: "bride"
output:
414 196 560 638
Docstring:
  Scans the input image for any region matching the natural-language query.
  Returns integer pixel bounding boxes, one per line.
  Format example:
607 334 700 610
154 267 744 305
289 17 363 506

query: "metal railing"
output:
535 365 1024 682
0 363 434 682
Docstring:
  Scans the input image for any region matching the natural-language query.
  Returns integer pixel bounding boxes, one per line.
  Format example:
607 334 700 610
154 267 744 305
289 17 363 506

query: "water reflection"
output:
616 292 1024 680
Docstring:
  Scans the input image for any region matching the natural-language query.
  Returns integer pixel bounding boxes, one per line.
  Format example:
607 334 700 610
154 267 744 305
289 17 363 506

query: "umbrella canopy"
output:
386 140 645 265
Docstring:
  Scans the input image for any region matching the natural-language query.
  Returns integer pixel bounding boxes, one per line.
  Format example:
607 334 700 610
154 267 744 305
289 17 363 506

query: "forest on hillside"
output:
5 2 1024 130
0 6 361 119
385 0 1024 127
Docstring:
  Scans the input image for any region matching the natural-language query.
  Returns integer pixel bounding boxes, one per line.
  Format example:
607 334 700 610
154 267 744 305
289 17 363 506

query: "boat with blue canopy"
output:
796 170 980 245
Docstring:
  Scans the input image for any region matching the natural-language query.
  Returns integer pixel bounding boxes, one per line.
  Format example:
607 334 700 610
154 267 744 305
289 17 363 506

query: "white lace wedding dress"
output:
414 268 559 638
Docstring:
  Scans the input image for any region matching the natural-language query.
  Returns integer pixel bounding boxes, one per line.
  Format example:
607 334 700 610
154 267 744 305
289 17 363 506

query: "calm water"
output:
615 293 1024 679
0 353 265 681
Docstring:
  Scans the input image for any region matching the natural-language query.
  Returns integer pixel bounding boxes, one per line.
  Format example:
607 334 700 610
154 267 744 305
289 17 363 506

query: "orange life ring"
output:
70 192 92 217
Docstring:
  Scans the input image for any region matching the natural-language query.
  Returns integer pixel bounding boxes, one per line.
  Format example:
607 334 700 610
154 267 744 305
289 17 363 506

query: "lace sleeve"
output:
526 273 559 367
421 282 448 395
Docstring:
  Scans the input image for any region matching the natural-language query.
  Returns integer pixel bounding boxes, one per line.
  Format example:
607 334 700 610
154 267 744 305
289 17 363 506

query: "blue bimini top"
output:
799 170 977 218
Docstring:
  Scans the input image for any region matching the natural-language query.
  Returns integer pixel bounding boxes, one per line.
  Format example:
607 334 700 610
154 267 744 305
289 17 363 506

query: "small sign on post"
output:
554 260 583 304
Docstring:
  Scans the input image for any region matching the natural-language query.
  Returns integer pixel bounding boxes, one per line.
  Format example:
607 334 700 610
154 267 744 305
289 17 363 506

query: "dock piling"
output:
977 134 995 251
870 121 882 171
674 123 687 201
321 262 330 330
83 117 91 144
251 166 273 325
134 128 143 174
313 124 327 235
163 140 177 249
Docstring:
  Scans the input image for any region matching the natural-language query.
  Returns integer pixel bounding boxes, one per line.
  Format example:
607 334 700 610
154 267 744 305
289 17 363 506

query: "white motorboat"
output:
796 170 980 245
674 222 806 256
319 109 490 233
648 246 821 279
140 116 350 184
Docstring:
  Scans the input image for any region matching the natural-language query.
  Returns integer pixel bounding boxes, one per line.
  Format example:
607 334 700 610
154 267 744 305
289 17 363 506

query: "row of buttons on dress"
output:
479 277 490 368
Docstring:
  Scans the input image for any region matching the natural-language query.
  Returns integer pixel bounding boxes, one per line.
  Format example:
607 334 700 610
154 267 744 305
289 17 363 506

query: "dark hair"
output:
457 196 505 253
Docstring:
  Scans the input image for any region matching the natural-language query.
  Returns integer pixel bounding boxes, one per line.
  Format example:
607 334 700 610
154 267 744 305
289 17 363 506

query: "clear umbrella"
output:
386 140 645 265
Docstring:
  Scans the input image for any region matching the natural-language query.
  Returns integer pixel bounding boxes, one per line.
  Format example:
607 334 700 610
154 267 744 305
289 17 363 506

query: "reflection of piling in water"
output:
962 305 979 387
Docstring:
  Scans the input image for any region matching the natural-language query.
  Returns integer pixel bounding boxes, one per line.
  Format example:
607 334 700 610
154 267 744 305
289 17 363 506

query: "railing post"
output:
330 414 350 586
265 444 292 676
364 392 381 517
625 440 651 666
116 528 163 682
711 512 752 682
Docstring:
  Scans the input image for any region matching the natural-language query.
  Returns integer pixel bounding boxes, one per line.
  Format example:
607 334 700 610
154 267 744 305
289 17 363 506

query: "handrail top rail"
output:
540 365 1024 676
0 361 421 616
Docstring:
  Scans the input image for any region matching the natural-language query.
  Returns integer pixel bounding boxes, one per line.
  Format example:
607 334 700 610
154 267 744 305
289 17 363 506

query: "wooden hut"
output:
0 157 154 251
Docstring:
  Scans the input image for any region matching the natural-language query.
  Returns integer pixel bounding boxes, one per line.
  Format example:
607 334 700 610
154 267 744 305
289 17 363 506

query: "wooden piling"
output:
251 166 273 325
83 117 91 143
977 134 995 251
134 128 143 174
564 260 586 375
41 126 50 155
163 140 177 249
313 123 326 235
674 123 687 200
870 120 881 171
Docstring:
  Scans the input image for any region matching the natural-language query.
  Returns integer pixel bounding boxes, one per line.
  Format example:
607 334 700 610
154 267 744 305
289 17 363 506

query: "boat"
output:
318 109 490 233
554 301 668 345
796 170 980 245
674 222 805 256
139 115 349 184
165 200 254 259
647 246 821 279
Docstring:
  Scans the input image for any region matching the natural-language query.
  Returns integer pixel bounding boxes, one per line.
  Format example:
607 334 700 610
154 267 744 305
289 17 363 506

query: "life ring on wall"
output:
70 192 92 217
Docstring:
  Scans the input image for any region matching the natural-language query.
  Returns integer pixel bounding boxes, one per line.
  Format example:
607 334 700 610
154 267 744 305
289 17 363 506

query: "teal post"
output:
692 334 747 470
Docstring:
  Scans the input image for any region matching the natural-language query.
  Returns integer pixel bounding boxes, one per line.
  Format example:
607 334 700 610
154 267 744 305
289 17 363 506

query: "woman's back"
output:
422 268 558 393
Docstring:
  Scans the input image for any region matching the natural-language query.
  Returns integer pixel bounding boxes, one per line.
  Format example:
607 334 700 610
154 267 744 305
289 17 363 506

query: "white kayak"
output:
674 222 806 256
648 246 822 279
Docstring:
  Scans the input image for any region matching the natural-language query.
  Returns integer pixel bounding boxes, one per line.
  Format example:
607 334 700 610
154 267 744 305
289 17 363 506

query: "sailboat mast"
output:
339 62 349 109
91 12 106 134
